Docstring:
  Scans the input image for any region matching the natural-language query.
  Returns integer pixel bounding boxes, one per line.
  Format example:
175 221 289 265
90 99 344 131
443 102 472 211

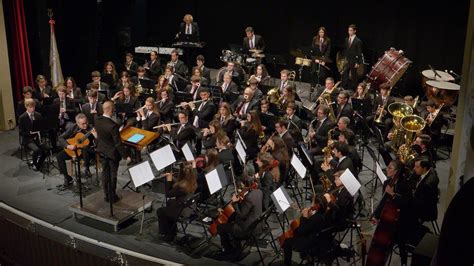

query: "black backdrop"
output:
16 0 469 99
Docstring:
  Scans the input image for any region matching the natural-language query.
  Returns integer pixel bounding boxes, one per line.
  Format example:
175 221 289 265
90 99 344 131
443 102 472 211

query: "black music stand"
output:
265 54 286 81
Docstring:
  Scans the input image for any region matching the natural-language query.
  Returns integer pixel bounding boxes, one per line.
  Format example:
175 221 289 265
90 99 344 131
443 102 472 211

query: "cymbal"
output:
426 80 460 91
249 49 263 54
421 69 454 81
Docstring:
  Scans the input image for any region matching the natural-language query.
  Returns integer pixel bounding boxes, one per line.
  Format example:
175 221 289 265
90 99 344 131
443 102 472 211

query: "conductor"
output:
95 101 131 203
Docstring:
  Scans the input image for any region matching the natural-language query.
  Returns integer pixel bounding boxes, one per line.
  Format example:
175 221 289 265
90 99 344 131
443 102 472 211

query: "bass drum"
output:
367 48 412 90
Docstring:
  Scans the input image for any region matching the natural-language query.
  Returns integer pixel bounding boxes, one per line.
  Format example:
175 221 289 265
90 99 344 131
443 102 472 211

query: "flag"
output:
49 18 64 87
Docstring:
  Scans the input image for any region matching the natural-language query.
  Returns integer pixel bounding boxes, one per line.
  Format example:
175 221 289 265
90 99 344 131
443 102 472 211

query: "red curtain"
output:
6 0 33 101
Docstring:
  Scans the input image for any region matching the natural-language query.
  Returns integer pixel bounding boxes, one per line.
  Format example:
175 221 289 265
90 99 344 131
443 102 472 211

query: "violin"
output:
277 203 321 247
208 182 258 236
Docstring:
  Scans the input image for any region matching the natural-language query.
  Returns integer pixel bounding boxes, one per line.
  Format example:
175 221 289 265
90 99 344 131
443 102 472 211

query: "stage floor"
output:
0 121 451 265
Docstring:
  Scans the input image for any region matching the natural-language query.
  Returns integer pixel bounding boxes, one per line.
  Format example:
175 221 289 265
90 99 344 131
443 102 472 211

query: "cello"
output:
366 172 402 266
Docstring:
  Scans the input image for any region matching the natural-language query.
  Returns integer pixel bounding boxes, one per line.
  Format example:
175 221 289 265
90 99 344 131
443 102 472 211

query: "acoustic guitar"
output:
64 130 93 157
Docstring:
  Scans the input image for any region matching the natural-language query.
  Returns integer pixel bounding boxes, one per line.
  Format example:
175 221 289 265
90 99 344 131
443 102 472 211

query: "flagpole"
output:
48 9 64 87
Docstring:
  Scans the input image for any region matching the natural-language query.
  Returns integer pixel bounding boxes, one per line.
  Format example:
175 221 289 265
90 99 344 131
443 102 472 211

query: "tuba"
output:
388 102 413 151
397 115 426 164
267 87 281 106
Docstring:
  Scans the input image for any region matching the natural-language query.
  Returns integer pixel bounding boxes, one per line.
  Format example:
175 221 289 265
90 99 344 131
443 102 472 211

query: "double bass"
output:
366 173 402 266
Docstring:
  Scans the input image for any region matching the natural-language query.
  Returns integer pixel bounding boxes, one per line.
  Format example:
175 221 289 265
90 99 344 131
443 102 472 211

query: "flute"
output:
153 122 180 129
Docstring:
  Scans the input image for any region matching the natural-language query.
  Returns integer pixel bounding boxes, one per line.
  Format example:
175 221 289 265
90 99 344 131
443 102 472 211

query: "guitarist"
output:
56 113 97 189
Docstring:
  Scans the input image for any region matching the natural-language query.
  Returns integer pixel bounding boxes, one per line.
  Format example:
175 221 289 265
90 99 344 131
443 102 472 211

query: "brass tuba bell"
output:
397 115 426 164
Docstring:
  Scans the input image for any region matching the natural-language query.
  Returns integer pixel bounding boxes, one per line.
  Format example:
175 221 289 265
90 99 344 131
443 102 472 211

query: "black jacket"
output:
243 34 265 52
171 123 196 149
344 36 363 65
95 116 129 161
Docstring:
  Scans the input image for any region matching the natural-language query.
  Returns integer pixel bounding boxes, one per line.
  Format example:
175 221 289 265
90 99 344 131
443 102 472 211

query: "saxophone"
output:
304 118 317 148
320 128 336 192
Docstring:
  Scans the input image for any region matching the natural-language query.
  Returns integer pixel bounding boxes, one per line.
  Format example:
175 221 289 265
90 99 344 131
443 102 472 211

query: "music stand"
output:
150 144 177 172
181 142 195 161
205 164 228 196
270 186 294 232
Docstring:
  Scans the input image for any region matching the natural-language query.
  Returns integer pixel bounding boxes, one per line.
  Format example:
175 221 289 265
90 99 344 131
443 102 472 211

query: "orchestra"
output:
19 15 457 265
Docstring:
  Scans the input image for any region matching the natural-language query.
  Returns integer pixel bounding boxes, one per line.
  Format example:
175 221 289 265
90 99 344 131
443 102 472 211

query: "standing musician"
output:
81 90 103 126
54 85 77 131
242 26 265 53
56 114 97 189
218 73 240 104
144 51 161 80
282 195 334 266
311 27 331 87
136 97 160 131
18 99 47 171
214 169 263 261
342 24 363 91
123 52 139 76
157 162 198 242
95 101 131 203
168 49 188 78
156 90 174 123
178 14 200 42
232 87 259 120
335 90 353 123
193 55 211 84
371 160 412 265
307 104 336 156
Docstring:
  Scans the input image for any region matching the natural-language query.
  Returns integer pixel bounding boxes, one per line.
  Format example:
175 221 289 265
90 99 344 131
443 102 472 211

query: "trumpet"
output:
153 122 180 129
426 103 444 127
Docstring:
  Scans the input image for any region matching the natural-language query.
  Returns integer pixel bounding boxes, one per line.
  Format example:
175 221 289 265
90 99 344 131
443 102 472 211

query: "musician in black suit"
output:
311 27 332 86
232 87 259 120
18 99 47 171
321 142 356 181
329 170 355 230
157 162 197 241
238 110 264 160
123 52 139 76
214 172 263 261
136 97 160 131
145 51 161 80
259 99 277 136
17 86 41 119
194 55 211 83
307 104 336 156
95 101 131 203
248 77 263 101
366 84 395 133
54 85 77 131
86 83 107 104
216 134 235 164
178 14 200 42
185 75 204 101
56 114 96 188
277 69 292 94
81 90 103 126
285 102 305 143
156 90 174 123
217 61 243 85
242 26 265 53
421 101 444 142
65 77 83 106
413 134 434 167
33 74 55 101
86 71 110 98
168 49 188 78
168 111 196 149
276 119 295 156
115 71 135 95
214 102 238 140
218 73 240 104
342 24 363 91
335 91 354 123
188 88 215 129
111 85 141 126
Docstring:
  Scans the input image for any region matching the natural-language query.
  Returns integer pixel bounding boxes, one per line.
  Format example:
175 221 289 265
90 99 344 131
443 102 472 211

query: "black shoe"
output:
158 233 175 242
64 176 73 186
31 164 40 171
108 195 120 203
83 168 92 178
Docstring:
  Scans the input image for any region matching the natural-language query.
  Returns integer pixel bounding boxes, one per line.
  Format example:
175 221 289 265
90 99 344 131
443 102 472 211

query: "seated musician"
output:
248 76 263 101
56 114 97 189
115 71 135 94
421 100 444 142
314 77 339 103
131 66 154 92
259 99 276 136
337 130 361 174
144 51 161 80
185 75 203 101
275 119 295 157
366 84 394 134
279 86 296 115
18 99 47 171
168 49 188 78
53 85 77 131
81 90 103 126
249 64 270 86
329 170 355 230
232 87 259 120
33 74 55 101
352 82 370 101
285 102 304 143
413 134 434 166
188 88 216 154
282 195 334 266
307 104 335 156
214 168 263 261
136 97 160 131
335 116 355 145
193 55 211 85
157 162 197 242
192 67 209 86
255 152 279 210
334 90 353 123
217 61 242 85
214 102 238 140
201 120 224 150
242 26 265 53
238 110 264 160
371 159 412 265
261 135 290 186
87 83 106 104
101 61 119 92
277 69 291 94
218 73 240 104
86 71 110 98
195 148 219 201
17 86 41 119
123 52 139 76
156 89 174 123
65 77 83 105
179 14 200 42
163 65 178 91
216 134 235 165
403 95 419 114
321 142 356 181
164 110 196 149
111 85 141 126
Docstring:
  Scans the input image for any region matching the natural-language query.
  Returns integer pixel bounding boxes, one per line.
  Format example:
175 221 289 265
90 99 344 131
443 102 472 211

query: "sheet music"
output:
182 142 194 161
376 162 388 183
150 144 176 171
236 139 247 163
236 130 247 149
205 167 223 195
271 186 293 213
291 154 307 179
339 169 361 196
128 161 155 188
